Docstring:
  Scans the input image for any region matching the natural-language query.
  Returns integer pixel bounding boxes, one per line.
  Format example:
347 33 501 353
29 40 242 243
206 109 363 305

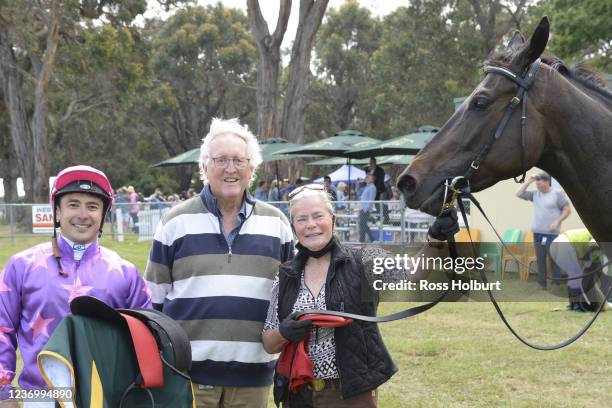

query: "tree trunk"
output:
0 0 60 203
30 0 60 201
281 0 329 180
247 0 292 140
0 31 34 202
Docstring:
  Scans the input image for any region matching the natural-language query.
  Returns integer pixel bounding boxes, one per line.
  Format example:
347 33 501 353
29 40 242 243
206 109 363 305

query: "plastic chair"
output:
501 229 524 280
521 231 537 281
479 241 502 280
455 227 480 243
454 227 481 263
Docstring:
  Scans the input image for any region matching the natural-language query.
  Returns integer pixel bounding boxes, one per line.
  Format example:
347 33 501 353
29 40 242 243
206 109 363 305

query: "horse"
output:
397 17 612 247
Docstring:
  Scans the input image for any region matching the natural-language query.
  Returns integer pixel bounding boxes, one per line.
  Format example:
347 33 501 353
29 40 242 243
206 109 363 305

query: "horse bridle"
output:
438 58 612 350
438 59 543 214
467 58 542 184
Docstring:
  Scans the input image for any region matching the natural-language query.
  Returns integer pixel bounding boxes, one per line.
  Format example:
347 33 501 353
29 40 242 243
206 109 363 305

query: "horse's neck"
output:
537 72 612 242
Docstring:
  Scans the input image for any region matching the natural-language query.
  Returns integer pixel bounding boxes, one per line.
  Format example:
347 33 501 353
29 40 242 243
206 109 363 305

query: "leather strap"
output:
119 313 164 388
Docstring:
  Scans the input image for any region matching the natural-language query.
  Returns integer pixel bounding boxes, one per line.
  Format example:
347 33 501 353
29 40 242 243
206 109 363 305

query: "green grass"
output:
1 236 611 407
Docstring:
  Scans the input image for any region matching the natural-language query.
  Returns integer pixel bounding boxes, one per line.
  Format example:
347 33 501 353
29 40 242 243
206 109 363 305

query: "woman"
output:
263 184 399 407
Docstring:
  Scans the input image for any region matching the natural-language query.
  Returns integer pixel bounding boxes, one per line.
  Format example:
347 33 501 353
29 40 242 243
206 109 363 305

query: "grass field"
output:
1 235 611 407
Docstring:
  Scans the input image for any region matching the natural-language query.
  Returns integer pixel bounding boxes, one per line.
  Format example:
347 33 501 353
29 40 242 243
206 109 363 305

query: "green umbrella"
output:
306 154 413 166
259 138 319 161
306 157 370 166
151 148 200 167
374 154 414 165
258 138 320 187
346 126 439 159
273 130 380 157
274 130 381 199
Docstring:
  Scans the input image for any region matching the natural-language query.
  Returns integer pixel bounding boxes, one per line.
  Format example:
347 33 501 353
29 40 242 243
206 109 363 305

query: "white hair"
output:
288 187 335 223
198 118 262 185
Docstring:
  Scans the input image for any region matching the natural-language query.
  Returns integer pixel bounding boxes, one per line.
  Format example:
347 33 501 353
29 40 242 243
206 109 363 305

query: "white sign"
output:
32 204 54 233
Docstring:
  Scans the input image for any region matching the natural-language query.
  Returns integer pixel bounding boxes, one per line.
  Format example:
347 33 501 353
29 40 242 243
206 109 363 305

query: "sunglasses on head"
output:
287 184 326 201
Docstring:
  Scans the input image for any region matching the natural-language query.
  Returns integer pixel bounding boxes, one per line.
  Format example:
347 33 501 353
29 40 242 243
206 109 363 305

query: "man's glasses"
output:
211 157 250 169
287 184 326 200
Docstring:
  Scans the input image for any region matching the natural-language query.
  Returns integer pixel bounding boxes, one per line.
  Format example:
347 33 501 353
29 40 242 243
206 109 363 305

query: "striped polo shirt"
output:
144 190 294 387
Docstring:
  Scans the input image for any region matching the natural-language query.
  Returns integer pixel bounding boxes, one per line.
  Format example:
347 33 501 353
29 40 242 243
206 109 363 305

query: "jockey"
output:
0 165 151 407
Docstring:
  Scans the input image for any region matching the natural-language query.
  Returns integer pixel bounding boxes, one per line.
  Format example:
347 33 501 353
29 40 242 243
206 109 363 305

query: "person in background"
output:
323 176 337 201
127 185 140 234
145 118 294 408
269 180 281 202
286 179 306 208
279 180 290 200
516 172 571 290
147 187 165 209
358 174 377 243
364 158 385 201
114 186 131 232
255 180 270 201
0 165 151 408
549 229 610 312
336 182 347 208
355 177 365 200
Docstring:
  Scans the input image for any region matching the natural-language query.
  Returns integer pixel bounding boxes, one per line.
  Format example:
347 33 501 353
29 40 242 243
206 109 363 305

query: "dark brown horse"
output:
397 17 612 244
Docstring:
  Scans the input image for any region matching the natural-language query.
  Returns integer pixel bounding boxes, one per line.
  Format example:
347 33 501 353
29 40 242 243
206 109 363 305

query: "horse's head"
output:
398 17 551 215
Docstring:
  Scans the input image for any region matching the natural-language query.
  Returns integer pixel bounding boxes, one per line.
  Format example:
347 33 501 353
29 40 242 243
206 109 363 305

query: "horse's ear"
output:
514 16 549 68
507 31 525 51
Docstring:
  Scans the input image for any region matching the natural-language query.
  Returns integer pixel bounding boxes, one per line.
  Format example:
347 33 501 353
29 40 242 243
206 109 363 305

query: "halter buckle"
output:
511 96 521 105
470 161 480 170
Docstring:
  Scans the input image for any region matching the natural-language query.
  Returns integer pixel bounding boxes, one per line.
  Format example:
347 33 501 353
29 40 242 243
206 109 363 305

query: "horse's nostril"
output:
397 174 417 197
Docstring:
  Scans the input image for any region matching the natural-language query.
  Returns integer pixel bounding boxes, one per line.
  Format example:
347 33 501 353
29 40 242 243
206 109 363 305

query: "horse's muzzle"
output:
397 173 417 201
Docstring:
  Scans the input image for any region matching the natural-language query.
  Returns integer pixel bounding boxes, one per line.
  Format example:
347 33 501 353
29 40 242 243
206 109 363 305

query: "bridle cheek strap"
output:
465 59 542 183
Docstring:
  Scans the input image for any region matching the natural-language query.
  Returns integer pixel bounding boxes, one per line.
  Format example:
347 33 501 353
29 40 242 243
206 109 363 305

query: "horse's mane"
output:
485 50 612 100
543 55 612 100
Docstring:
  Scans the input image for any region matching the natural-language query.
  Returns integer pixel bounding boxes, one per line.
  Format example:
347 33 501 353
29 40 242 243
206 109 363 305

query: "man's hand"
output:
279 317 312 343
428 208 460 241
549 220 560 232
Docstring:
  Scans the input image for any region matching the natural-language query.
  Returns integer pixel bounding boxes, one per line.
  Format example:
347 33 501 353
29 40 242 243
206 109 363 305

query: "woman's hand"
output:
279 317 313 342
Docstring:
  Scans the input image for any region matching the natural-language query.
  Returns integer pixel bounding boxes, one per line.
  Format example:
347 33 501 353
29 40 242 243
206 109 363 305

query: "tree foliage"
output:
310 0 381 133
527 0 612 70
2 0 606 200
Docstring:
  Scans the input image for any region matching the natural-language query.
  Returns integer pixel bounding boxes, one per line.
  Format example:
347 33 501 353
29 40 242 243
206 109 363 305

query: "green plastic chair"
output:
480 229 523 280
501 229 524 279
502 228 523 243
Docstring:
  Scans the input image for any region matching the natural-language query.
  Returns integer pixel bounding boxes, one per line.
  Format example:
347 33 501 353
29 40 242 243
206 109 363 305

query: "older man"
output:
144 118 294 408
516 172 571 290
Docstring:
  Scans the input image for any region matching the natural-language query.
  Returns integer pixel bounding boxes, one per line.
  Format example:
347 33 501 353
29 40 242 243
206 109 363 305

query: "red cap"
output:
50 165 113 207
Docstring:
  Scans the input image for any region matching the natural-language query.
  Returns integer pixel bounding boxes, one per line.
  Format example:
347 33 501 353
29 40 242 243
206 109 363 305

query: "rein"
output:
450 188 612 350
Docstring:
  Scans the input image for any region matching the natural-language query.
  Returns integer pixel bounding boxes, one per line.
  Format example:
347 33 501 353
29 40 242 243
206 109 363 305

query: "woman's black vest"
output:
277 243 397 399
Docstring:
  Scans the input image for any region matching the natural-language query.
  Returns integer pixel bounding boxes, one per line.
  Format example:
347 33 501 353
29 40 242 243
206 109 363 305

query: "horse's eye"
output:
471 97 489 110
